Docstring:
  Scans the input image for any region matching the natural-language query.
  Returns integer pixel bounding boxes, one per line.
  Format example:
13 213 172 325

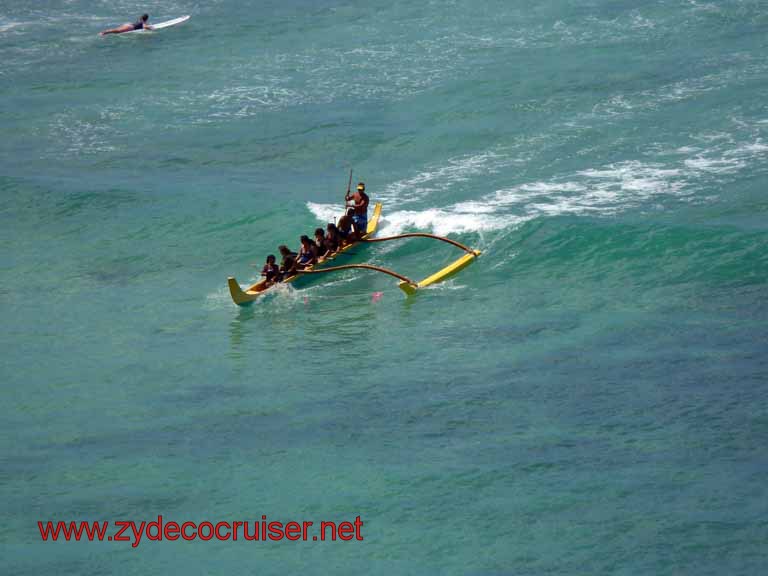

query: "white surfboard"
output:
127 15 190 33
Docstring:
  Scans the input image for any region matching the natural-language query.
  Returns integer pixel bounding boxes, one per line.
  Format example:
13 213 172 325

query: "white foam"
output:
0 21 24 33
686 0 720 13
684 156 744 174
630 13 656 30
451 201 497 214
378 149 519 205
380 208 520 236
494 160 690 221
492 181 587 206
680 138 768 175
579 162 683 189
306 202 342 224
308 199 518 238
313 129 765 245
696 131 733 144
729 141 768 156
305 157 690 240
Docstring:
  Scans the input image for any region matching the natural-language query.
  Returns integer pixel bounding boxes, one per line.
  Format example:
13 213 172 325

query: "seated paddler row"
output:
259 182 370 285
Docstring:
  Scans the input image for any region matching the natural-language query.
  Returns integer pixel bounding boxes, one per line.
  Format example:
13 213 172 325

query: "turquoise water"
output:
2 0 768 573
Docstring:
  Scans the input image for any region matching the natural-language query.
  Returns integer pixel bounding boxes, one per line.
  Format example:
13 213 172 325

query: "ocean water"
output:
2 0 767 573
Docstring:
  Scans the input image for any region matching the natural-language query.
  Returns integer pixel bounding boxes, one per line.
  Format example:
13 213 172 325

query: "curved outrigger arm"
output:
296 263 418 289
362 232 481 294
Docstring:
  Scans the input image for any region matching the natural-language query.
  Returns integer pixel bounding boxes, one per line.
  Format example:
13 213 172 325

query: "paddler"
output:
336 210 354 246
278 245 298 279
260 255 280 285
295 235 318 269
314 228 330 260
100 13 153 35
345 182 370 238
325 223 341 254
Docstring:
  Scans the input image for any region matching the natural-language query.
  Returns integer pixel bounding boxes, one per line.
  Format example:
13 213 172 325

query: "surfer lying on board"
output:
261 255 280 285
346 182 370 238
100 14 152 35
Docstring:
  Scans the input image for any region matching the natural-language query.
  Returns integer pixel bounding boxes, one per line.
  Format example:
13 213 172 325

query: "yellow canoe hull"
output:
228 203 382 306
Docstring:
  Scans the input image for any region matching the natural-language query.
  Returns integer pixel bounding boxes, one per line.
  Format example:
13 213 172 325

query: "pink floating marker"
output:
371 291 383 303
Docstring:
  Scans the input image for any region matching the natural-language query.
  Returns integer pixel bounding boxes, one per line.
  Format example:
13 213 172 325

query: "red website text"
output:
38 515 364 548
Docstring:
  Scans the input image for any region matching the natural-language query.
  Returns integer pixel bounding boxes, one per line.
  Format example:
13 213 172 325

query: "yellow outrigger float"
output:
361 233 481 295
226 201 481 306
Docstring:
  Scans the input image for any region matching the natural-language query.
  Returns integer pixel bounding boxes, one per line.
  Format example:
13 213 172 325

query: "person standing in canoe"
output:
345 182 370 238
100 14 153 35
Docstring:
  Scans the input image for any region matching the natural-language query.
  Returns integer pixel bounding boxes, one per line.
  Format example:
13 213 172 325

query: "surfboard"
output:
126 15 190 33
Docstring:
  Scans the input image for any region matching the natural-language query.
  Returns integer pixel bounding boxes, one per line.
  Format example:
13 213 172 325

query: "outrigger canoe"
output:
227 201 483 306
227 203 383 306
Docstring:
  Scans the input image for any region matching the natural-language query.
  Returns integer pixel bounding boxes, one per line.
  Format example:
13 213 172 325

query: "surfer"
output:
346 182 370 238
100 14 152 35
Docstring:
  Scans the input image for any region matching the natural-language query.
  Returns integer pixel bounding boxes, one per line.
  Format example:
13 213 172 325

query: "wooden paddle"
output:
345 168 353 211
